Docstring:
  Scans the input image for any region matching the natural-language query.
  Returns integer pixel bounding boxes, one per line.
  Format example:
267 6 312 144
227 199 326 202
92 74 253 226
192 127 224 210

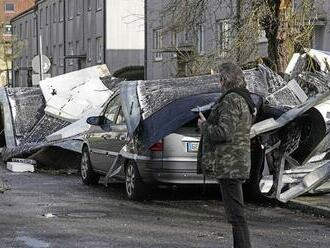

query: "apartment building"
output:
145 0 330 80
11 0 144 87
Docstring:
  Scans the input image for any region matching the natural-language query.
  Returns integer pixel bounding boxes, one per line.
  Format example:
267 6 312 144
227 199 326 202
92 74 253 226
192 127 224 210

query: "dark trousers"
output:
218 179 252 248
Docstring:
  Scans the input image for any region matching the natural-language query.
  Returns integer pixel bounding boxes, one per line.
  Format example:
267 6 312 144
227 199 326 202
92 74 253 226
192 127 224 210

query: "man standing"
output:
197 62 255 248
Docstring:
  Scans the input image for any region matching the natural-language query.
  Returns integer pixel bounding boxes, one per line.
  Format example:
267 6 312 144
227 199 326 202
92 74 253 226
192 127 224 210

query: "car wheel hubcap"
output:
81 152 89 179
126 164 135 197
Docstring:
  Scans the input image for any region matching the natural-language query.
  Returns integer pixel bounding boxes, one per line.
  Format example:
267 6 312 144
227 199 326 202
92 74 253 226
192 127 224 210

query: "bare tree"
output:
161 0 317 75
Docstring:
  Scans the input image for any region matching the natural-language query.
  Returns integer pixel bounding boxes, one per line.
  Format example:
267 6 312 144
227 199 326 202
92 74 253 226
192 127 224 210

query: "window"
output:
39 8 43 29
153 29 163 61
59 44 64 66
68 0 74 19
5 3 14 12
96 37 103 63
104 96 121 125
68 41 73 65
197 24 205 55
258 25 267 43
96 0 102 11
29 20 32 37
216 20 232 57
184 28 189 43
87 39 92 61
171 31 178 47
76 0 81 15
76 40 79 55
171 31 178 57
25 21 28 38
46 6 49 25
19 23 22 40
33 17 37 37
116 109 125 125
12 25 16 35
59 0 64 22
87 0 92 11
53 45 57 65
53 3 57 22
4 24 12 34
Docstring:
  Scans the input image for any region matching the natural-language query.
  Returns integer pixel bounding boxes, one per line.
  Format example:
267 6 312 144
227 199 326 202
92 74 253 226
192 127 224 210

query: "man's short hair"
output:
218 62 246 91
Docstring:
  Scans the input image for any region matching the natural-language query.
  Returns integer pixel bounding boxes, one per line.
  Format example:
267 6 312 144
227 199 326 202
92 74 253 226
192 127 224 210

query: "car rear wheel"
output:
125 161 146 201
81 147 100 185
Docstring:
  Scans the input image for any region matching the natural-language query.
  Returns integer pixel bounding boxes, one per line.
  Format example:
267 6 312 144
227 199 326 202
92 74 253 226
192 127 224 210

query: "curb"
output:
283 199 330 219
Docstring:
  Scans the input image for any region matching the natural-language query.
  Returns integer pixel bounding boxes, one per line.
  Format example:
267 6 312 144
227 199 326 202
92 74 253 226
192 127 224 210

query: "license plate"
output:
186 142 199 152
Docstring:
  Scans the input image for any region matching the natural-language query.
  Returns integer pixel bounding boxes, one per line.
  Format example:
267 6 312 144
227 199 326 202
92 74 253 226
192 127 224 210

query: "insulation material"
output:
7 162 34 172
135 64 280 121
46 107 103 142
1 65 118 161
39 65 113 122
265 79 308 107
136 75 220 120
306 49 330 73
244 68 269 96
285 53 307 80
258 64 286 93
6 87 45 144
298 71 330 96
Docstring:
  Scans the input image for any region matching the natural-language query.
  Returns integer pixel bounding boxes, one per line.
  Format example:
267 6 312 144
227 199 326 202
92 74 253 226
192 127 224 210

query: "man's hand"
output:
198 112 206 129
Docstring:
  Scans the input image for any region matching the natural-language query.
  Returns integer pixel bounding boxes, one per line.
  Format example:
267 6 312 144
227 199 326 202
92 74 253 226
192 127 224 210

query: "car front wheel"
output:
81 147 100 185
125 161 146 201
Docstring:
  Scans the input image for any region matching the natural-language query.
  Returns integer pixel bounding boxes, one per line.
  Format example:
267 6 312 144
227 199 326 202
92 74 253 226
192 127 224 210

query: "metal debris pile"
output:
0 50 329 202
0 65 116 163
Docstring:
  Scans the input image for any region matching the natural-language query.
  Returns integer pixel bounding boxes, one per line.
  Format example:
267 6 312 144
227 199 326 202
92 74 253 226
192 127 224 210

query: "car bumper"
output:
136 159 217 184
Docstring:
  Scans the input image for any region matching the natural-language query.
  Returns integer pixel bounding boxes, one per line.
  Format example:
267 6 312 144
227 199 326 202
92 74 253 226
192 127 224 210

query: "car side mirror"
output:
86 116 103 126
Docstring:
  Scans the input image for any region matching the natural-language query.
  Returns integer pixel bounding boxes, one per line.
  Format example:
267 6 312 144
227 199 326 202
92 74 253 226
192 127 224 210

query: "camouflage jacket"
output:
197 91 252 179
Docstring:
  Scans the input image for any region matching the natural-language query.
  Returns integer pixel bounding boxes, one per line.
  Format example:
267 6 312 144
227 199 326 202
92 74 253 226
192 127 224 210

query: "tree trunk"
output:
276 11 289 74
265 0 290 75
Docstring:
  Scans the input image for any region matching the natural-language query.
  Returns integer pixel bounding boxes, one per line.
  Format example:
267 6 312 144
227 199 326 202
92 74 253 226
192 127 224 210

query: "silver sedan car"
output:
80 92 213 200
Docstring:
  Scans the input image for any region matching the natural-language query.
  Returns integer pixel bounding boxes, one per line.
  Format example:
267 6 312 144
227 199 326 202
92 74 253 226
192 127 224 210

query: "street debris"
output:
43 213 56 218
0 50 330 202
0 65 117 163
0 177 10 193
12 158 37 165
7 162 35 173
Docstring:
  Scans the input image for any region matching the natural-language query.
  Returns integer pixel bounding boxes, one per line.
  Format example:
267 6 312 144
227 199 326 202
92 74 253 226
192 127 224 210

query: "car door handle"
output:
102 134 111 139
119 135 127 141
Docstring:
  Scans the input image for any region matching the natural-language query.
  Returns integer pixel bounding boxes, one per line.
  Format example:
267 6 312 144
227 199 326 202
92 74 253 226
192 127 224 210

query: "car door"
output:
100 107 128 174
88 95 121 173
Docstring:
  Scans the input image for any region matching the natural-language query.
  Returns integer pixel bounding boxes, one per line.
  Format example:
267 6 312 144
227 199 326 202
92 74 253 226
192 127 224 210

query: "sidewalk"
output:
287 194 330 218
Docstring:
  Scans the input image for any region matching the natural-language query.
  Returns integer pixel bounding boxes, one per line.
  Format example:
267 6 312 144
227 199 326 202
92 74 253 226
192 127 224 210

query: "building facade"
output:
11 0 144 87
0 0 35 86
145 0 330 80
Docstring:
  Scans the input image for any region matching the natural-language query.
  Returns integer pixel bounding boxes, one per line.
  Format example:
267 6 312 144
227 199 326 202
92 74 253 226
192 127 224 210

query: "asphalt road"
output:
0 165 329 248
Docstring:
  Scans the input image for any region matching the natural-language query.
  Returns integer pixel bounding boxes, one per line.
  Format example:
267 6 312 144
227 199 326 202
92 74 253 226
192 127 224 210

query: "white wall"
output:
106 0 144 50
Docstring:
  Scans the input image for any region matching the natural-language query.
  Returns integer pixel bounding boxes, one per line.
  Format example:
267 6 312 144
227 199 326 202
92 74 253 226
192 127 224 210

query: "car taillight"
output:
149 140 163 152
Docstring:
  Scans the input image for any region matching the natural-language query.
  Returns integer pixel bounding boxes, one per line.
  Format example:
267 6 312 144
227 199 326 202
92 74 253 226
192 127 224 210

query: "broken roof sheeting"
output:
6 87 45 145
39 65 112 122
136 65 286 120
1 65 116 161
122 64 287 138
142 93 220 148
137 75 220 120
